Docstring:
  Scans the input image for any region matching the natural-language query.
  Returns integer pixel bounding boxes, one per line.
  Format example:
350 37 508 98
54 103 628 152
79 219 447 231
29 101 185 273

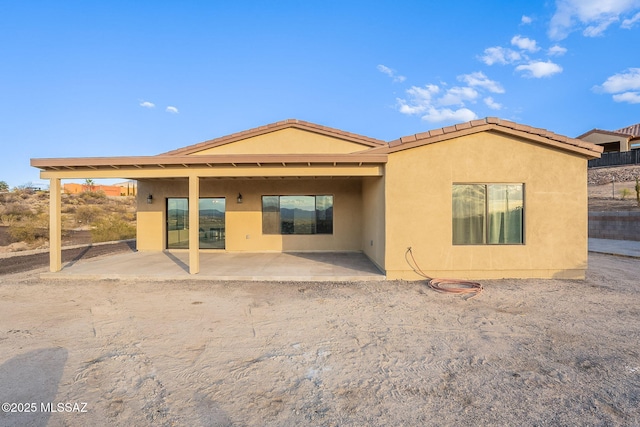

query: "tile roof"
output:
615 123 640 137
378 117 603 158
31 117 602 173
576 128 631 139
161 119 387 156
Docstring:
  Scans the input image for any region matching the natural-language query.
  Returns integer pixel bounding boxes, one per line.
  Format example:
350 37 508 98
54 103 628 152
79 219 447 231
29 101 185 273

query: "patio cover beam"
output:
189 175 200 274
49 178 62 272
36 165 384 180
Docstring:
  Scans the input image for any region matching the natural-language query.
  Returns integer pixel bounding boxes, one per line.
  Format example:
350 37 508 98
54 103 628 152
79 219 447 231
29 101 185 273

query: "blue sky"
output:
1 0 640 188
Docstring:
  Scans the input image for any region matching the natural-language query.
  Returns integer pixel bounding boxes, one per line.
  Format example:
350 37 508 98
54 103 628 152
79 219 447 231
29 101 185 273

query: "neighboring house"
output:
577 123 640 152
113 180 137 196
31 117 602 279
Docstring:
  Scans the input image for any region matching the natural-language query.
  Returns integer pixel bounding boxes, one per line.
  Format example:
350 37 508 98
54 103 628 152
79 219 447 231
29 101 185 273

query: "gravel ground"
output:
0 253 639 426
0 241 136 275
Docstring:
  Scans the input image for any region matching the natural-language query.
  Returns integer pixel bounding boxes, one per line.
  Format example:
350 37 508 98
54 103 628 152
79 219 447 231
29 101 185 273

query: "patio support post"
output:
188 175 200 274
49 178 62 272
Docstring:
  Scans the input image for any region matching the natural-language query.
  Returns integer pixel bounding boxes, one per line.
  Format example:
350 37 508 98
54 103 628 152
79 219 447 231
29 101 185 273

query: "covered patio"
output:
39 250 386 282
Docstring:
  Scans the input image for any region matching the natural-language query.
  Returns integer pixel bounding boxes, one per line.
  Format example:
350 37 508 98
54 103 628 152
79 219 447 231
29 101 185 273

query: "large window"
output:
262 195 333 235
167 197 226 249
452 184 523 245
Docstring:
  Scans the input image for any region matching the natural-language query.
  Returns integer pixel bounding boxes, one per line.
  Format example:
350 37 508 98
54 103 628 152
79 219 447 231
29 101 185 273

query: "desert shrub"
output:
121 195 137 207
61 204 76 213
91 215 136 243
80 191 107 204
0 192 18 203
75 205 103 225
122 212 136 222
8 224 48 243
620 188 632 199
63 196 80 208
8 214 49 243
12 186 35 199
1 202 33 219
0 214 20 226
112 204 129 214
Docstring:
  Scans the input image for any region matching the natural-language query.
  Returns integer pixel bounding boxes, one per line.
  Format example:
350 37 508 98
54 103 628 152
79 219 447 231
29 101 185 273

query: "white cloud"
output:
549 0 640 40
511 35 540 52
598 68 640 93
613 91 640 103
139 101 155 108
407 85 440 103
377 64 393 76
621 11 640 27
594 69 640 103
438 87 479 106
396 73 504 123
479 46 521 65
421 107 477 123
515 60 563 78
397 85 439 115
377 64 406 83
521 15 533 24
548 45 568 56
583 16 620 36
459 71 505 93
484 97 502 110
166 106 179 114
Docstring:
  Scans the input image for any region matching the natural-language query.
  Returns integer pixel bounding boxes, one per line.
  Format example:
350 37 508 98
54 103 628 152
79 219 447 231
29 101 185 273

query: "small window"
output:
262 195 333 235
452 184 523 245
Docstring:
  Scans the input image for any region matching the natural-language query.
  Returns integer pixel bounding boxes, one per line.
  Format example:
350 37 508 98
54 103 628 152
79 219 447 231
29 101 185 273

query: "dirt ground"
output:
0 241 136 275
588 181 640 212
0 253 639 426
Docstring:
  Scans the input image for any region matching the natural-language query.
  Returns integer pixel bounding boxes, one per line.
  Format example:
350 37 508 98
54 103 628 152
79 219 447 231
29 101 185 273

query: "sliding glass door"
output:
167 198 189 249
199 198 226 249
167 197 225 249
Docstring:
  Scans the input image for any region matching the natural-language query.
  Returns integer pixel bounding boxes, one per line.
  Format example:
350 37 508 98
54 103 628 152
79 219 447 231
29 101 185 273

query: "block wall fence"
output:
589 212 640 241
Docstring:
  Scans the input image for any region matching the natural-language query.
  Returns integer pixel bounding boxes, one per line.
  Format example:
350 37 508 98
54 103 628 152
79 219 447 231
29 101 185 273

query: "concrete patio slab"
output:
40 251 386 282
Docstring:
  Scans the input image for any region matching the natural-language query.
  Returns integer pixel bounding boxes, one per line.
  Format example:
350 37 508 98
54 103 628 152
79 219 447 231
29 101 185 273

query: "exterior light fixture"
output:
237 193 243 204
147 194 153 204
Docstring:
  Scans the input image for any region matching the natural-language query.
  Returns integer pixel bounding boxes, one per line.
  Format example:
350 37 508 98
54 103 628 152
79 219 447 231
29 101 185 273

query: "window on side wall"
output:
452 184 524 245
262 195 333 235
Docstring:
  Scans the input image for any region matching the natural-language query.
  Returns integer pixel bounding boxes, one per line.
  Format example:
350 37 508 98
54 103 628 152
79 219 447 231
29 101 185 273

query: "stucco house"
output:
31 117 602 279
577 122 640 152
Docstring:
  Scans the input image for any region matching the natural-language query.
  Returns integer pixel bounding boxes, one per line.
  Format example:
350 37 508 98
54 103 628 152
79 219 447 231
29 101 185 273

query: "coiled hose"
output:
405 247 483 299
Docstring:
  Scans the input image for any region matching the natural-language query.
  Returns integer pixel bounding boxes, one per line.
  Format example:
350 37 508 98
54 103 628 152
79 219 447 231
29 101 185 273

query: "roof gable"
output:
162 119 386 156
576 128 631 140
373 117 603 159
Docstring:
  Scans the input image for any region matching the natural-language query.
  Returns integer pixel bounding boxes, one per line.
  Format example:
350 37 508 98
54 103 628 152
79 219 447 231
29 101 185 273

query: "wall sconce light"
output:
146 194 153 204
237 193 243 204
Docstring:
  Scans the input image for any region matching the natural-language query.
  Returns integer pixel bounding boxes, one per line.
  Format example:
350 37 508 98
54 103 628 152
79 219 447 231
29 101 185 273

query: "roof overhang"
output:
371 118 603 159
31 153 387 179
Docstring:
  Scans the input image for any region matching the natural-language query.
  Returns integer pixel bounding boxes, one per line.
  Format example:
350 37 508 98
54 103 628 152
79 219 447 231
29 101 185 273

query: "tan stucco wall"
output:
384 131 589 280
581 133 630 151
190 128 372 155
137 178 363 252
361 176 386 271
